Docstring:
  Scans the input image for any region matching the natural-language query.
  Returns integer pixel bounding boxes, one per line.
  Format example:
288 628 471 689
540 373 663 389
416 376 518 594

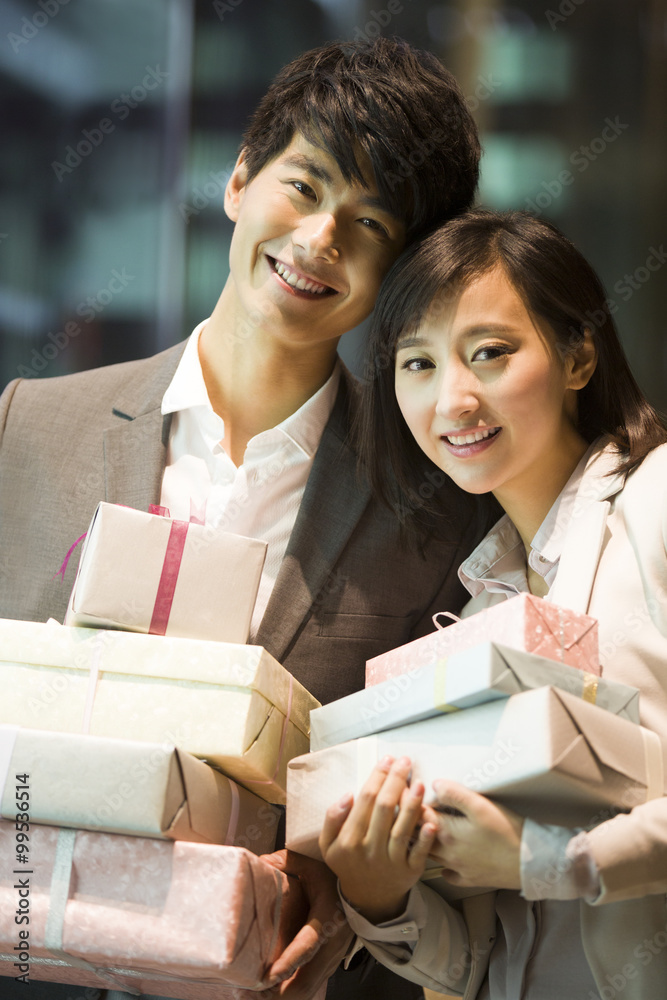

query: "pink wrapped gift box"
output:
365 593 600 686
0 821 307 997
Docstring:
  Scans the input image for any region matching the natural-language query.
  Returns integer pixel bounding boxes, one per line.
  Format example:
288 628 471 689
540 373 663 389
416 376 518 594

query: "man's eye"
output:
360 217 388 236
291 180 316 198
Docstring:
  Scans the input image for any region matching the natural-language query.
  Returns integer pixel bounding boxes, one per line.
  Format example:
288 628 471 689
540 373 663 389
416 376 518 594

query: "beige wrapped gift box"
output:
0 726 280 852
311 642 639 752
64 501 268 643
0 821 308 998
0 618 320 804
287 686 664 861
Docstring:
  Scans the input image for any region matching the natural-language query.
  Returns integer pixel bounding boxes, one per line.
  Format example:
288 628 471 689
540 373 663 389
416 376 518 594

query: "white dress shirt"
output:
160 321 340 640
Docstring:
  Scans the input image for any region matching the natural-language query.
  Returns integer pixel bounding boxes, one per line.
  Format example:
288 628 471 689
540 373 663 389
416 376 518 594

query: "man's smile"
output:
267 255 338 297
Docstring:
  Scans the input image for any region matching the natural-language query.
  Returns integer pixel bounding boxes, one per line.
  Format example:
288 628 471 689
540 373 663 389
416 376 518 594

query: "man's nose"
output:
295 212 340 262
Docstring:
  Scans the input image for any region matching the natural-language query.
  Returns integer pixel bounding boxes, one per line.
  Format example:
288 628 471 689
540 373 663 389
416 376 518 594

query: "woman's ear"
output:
566 327 598 390
225 150 249 223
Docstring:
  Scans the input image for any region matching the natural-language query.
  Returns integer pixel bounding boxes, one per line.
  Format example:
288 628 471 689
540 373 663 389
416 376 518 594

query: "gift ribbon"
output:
433 611 461 629
225 779 241 846
148 518 190 636
53 533 88 582
433 658 459 714
581 674 598 705
147 501 208 635
81 637 105 735
44 828 141 996
245 673 294 790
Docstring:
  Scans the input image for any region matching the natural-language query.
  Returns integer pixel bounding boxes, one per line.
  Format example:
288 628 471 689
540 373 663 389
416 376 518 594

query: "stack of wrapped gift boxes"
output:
0 502 321 997
286 593 664 897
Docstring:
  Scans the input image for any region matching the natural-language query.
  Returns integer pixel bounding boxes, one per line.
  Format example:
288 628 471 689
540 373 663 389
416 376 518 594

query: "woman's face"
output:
394 266 591 514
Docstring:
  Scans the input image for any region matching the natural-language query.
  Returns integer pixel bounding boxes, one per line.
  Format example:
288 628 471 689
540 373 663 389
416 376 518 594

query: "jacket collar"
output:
104 341 187 511
255 366 372 661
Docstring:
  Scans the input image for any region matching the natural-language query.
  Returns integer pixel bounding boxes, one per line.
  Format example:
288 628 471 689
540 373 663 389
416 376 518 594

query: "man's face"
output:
224 134 406 350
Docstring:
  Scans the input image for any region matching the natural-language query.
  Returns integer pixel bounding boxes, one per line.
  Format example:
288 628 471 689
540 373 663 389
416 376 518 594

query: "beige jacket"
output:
362 442 667 998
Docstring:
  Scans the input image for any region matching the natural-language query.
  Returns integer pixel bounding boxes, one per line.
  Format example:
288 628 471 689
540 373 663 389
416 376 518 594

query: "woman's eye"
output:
399 357 435 372
472 344 511 362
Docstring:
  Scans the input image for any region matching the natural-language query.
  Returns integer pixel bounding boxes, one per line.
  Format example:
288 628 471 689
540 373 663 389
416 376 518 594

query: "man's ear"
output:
225 150 249 223
566 327 598 390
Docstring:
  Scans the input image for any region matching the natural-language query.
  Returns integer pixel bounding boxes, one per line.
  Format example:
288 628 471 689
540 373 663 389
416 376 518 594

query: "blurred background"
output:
0 0 665 408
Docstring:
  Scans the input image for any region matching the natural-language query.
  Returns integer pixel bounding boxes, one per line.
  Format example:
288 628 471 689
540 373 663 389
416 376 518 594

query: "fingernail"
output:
379 754 394 768
338 792 353 809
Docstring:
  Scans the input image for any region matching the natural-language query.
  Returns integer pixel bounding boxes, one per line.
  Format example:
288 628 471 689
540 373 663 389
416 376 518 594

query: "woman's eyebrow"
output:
461 323 517 336
397 324 518 350
396 334 430 350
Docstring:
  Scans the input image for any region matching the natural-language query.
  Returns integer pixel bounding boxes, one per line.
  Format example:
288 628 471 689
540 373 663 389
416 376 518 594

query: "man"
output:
0 36 486 1000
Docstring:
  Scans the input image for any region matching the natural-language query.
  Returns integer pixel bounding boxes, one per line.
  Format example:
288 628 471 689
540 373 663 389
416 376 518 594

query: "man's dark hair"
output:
241 37 480 241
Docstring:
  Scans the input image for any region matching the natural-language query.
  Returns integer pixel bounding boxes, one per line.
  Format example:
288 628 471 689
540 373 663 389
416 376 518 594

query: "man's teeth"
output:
273 260 329 294
447 428 498 445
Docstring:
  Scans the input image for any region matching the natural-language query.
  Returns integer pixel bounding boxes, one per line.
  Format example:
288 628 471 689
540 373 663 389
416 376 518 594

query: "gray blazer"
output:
0 342 484 706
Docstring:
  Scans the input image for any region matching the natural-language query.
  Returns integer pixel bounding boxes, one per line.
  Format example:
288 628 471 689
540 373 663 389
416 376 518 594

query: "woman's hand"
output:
425 781 525 889
319 755 437 924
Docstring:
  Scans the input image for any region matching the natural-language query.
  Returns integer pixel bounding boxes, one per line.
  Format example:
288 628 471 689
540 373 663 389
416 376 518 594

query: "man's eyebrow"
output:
281 152 396 218
281 153 335 186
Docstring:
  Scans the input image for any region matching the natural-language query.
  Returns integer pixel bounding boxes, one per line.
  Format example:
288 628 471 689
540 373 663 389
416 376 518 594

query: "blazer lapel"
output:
102 342 186 511
549 445 626 613
549 501 610 613
255 371 371 661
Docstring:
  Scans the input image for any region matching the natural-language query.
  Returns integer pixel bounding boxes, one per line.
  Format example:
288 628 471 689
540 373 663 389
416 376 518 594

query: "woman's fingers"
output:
321 755 433 869
318 791 354 857
320 755 399 860
366 756 413 845
385 779 425 854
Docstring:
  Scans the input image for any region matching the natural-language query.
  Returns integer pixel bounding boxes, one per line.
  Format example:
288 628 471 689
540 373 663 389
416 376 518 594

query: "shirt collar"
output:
458 437 619 599
267 363 341 458
161 319 341 461
161 319 210 415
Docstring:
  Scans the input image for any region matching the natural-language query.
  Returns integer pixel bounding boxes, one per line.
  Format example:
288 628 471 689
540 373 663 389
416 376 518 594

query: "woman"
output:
319 210 667 998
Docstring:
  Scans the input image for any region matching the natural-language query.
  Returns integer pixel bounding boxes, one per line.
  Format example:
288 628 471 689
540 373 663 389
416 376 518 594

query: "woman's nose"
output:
434 364 478 421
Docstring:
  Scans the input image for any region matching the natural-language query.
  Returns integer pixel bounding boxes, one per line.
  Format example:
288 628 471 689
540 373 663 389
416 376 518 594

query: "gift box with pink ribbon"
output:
0 725 280 852
365 592 600 687
0 618 320 804
64 501 268 643
0 820 309 998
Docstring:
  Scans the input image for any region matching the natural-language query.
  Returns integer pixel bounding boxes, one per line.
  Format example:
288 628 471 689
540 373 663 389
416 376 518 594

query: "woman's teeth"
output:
273 260 330 294
446 428 499 445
